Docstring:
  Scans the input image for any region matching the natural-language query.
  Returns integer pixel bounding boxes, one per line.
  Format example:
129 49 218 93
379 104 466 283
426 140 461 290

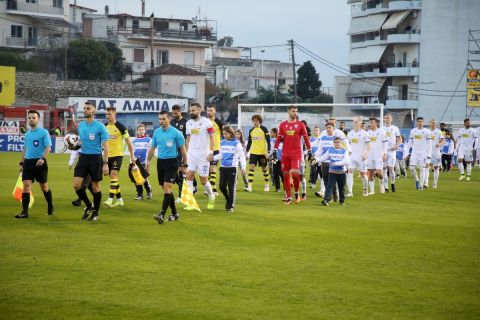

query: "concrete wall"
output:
149 74 205 106
15 72 162 108
418 0 480 122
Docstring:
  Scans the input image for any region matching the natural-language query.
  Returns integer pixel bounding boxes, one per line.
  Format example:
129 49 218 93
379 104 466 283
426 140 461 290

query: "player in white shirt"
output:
346 117 370 197
425 119 444 188
381 113 401 193
404 117 432 190
367 117 388 195
476 126 480 167
456 118 478 181
185 102 216 209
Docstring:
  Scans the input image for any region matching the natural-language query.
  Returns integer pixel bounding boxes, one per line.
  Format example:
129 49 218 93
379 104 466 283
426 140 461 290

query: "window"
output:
132 19 139 32
118 17 127 30
182 83 197 99
133 48 144 63
53 0 63 8
154 21 169 31
278 79 286 86
26 0 37 3
11 25 23 38
156 50 169 65
184 51 195 66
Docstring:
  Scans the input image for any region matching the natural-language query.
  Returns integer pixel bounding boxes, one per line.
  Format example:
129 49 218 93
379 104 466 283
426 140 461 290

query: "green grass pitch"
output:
0 152 479 319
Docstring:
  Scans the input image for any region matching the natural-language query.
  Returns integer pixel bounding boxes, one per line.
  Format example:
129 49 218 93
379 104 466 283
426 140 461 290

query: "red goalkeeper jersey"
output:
274 120 311 158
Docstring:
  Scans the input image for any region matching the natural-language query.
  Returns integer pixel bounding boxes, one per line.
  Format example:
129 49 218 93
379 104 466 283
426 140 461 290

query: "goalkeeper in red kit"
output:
272 105 313 205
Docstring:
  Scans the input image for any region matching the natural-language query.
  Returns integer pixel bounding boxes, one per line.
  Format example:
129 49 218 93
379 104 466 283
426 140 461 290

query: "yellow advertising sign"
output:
467 69 480 88
467 88 480 108
0 66 16 106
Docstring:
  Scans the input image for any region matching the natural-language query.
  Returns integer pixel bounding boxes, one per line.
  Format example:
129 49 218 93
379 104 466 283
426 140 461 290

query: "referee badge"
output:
89 133 95 140
33 140 39 147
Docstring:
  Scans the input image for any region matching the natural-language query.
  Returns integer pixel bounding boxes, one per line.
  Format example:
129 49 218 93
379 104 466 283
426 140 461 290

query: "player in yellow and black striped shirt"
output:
207 105 223 194
104 106 136 208
245 114 271 192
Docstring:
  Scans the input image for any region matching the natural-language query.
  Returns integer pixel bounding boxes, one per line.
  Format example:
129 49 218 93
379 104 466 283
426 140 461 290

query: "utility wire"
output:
294 40 467 97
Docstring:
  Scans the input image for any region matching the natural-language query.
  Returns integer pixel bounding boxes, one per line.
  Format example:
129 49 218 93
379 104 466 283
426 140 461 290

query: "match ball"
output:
64 133 80 150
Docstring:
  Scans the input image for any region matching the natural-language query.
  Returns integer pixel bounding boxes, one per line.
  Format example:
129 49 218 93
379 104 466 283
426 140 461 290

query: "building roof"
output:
143 64 206 76
69 4 97 12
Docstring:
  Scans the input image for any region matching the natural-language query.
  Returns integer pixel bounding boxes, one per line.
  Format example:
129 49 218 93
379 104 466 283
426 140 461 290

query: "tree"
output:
102 41 126 81
250 86 291 104
67 39 113 80
296 61 322 101
0 51 39 71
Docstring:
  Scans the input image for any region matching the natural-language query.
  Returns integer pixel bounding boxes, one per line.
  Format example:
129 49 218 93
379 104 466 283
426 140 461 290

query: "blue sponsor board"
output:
0 134 56 152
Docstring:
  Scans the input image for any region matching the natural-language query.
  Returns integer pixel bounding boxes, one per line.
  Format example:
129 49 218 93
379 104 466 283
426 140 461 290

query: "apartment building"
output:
336 0 480 125
0 0 72 49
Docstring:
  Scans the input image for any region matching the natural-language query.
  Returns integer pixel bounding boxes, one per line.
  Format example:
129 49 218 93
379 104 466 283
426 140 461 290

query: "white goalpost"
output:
237 103 385 132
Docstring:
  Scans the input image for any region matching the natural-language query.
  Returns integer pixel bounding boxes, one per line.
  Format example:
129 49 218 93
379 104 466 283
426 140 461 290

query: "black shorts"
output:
22 158 48 183
210 150 220 166
157 158 178 186
249 154 268 167
74 154 103 182
108 156 123 172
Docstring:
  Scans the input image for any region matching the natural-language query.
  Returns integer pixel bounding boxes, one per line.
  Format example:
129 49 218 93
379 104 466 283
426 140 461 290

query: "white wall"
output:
418 0 480 122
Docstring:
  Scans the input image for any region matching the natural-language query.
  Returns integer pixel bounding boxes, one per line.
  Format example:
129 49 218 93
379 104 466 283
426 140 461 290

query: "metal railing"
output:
107 26 217 42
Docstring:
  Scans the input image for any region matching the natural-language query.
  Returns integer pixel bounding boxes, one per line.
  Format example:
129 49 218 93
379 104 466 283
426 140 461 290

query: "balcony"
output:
109 26 217 44
386 89 418 109
352 0 421 17
6 0 64 18
387 32 420 44
385 65 419 77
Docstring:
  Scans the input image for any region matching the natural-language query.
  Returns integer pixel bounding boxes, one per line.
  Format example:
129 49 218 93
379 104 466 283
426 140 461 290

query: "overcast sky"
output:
77 0 351 88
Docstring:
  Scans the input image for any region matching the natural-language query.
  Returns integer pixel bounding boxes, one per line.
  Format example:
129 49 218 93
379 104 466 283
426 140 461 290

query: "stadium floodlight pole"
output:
290 39 297 103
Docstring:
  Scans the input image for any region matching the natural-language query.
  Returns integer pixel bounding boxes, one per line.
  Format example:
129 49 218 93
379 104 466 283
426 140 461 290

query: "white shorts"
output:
349 158 367 172
431 152 441 166
458 149 474 162
187 154 210 177
367 157 383 170
410 153 428 167
385 152 396 167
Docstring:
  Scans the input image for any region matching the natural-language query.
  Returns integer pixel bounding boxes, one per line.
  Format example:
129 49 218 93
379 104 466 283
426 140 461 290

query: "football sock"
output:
204 181 214 199
362 175 368 190
389 168 396 185
292 173 300 193
209 171 217 192
187 180 195 194
76 188 92 208
144 179 151 193
368 180 375 193
109 179 119 198
459 163 465 175
410 167 418 181
93 191 102 211
383 169 388 188
347 173 354 193
169 193 177 213
301 177 307 194
262 168 270 184
22 192 30 214
433 167 440 185
466 163 472 176
283 172 292 198
419 168 426 187
43 189 53 208
320 178 325 193
248 168 255 187
162 193 172 212
136 185 143 196
424 168 430 185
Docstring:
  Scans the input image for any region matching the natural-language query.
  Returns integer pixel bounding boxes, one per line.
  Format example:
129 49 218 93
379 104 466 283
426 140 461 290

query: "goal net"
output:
237 103 385 133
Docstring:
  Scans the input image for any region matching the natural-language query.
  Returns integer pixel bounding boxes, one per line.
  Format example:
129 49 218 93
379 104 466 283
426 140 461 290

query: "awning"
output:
347 78 386 97
31 16 74 28
382 11 410 30
348 13 388 35
230 91 247 98
348 45 387 65
347 0 361 3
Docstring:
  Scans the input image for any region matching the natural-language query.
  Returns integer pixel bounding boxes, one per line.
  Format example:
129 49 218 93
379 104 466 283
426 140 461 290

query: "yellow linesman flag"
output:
0 66 16 106
12 173 34 208
180 179 201 212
